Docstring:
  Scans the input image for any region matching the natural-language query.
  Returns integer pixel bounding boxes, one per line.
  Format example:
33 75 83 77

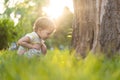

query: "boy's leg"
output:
24 49 41 58
17 46 27 55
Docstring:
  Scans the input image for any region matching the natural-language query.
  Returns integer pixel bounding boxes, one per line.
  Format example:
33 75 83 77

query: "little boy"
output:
17 17 56 57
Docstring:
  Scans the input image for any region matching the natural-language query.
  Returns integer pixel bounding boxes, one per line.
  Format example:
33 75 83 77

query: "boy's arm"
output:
41 43 47 55
17 36 33 49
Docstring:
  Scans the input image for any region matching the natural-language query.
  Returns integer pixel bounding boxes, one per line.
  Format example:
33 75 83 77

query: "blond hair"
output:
33 17 56 32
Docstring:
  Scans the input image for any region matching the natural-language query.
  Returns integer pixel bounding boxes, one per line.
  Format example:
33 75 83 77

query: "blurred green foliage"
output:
0 50 120 80
0 0 50 46
0 18 17 50
0 0 73 50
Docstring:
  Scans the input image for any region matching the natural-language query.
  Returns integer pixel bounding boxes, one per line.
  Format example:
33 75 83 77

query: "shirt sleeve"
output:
25 32 41 44
25 32 35 41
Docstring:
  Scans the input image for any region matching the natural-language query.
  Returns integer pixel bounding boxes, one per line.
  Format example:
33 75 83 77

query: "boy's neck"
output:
34 31 42 39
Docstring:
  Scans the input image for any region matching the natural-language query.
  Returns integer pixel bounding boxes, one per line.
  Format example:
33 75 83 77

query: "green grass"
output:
0 49 120 80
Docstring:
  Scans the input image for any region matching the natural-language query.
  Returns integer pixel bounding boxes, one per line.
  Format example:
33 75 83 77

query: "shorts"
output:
24 49 41 58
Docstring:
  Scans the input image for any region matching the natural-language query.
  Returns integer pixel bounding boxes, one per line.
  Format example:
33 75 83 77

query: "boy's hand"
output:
32 44 41 50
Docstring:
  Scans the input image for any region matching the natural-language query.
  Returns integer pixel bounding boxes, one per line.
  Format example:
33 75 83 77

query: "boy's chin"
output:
43 37 48 40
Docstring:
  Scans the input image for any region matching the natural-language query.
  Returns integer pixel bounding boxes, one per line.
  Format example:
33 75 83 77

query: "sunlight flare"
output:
42 0 73 19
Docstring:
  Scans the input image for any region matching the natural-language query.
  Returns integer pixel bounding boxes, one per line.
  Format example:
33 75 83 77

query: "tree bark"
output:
99 0 120 56
72 0 96 58
72 0 120 57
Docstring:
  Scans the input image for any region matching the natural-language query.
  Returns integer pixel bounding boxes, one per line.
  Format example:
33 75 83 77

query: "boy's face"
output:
37 28 53 40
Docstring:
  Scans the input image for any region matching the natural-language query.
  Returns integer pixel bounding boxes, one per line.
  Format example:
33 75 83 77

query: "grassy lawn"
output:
0 49 120 80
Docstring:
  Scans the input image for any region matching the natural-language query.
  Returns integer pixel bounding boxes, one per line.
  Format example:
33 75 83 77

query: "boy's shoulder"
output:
26 32 43 42
26 32 36 35
25 32 38 38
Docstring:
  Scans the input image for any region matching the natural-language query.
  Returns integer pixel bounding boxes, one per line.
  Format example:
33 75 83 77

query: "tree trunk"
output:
72 0 120 57
99 0 120 56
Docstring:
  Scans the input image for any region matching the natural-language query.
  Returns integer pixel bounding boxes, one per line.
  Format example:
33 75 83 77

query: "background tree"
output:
72 0 120 57
0 18 16 49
